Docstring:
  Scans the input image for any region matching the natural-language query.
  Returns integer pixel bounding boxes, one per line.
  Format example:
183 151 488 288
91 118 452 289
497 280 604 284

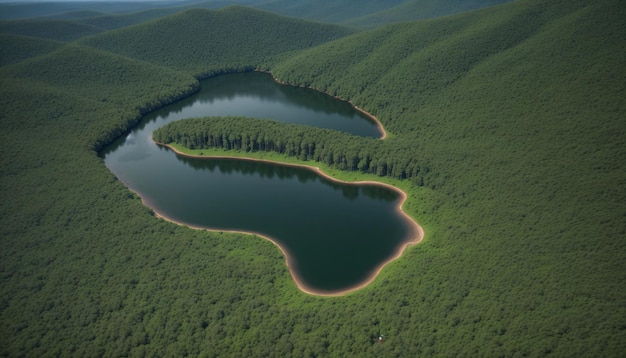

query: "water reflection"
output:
200 72 361 117
176 154 398 202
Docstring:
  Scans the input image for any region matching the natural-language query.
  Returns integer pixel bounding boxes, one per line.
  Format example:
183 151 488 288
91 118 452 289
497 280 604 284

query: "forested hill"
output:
273 0 626 329
254 0 406 24
0 18 105 42
343 0 512 28
272 0 625 137
63 8 185 31
173 0 626 353
0 6 222 41
271 0 625 259
1 0 625 356
0 42 199 150
0 0 184 20
258 0 512 29
77 6 354 77
0 0 515 30
0 0 518 45
0 33 63 66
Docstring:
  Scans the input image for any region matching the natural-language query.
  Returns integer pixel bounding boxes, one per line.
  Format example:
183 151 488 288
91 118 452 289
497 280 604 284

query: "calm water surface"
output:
102 72 413 293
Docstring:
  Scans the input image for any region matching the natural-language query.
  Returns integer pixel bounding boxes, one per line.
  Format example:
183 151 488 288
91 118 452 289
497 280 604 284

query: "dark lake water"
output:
101 72 414 294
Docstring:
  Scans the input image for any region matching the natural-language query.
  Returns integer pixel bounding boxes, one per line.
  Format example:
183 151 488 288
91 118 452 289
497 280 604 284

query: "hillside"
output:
345 0 512 28
0 18 105 42
255 0 405 24
0 0 187 20
0 0 516 29
73 8 185 30
251 0 512 28
1 43 199 149
1 0 624 356
273 0 592 133
77 6 355 77
0 5 228 38
0 33 64 66
268 1 624 353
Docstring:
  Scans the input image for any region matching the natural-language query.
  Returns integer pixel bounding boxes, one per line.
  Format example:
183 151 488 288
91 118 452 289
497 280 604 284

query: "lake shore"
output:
151 141 424 296
257 69 388 140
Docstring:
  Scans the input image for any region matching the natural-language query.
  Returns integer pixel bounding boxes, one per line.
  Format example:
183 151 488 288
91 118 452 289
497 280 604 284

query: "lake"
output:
102 72 417 294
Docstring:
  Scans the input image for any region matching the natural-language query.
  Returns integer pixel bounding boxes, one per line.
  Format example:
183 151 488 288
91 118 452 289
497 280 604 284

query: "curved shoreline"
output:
258 70 388 140
152 141 424 296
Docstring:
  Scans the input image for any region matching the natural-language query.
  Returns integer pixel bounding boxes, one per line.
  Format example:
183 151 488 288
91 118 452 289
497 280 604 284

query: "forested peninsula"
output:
153 116 427 183
1 0 624 356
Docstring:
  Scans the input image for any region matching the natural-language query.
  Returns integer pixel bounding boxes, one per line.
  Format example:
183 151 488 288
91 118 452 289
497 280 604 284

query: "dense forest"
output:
1 0 625 356
253 0 511 28
77 6 355 77
153 116 429 184
0 0 512 29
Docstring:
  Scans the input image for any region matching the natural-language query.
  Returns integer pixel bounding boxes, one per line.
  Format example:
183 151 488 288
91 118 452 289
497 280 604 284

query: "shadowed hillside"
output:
345 0 512 28
1 0 516 30
255 0 406 24
0 33 63 66
256 0 512 28
0 18 104 42
59 8 186 31
78 6 354 77
0 0 188 20
1 43 199 150
266 1 625 353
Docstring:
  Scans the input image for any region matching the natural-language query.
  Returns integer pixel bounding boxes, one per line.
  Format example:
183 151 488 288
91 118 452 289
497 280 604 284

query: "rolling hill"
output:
60 8 188 32
0 0 624 356
344 0 513 28
0 18 105 42
0 0 189 20
257 0 512 28
77 6 355 77
0 33 64 66
254 0 406 24
1 0 514 29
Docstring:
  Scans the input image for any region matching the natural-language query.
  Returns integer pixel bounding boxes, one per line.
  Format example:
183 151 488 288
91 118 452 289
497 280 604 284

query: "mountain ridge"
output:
77 6 355 77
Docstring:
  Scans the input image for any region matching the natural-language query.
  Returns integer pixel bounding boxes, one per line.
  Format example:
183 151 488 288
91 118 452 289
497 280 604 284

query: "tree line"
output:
153 116 430 185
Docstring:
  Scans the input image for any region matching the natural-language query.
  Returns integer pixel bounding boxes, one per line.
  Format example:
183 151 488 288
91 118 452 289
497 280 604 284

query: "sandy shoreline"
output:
150 141 424 296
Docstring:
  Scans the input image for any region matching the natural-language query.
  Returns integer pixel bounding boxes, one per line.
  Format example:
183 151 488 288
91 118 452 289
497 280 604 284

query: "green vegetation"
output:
1 42 199 150
77 6 354 77
255 0 406 24
344 0 512 29
0 0 185 20
1 0 625 356
0 0 512 29
0 33 63 66
257 0 513 29
71 8 185 31
154 116 428 183
0 18 105 42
